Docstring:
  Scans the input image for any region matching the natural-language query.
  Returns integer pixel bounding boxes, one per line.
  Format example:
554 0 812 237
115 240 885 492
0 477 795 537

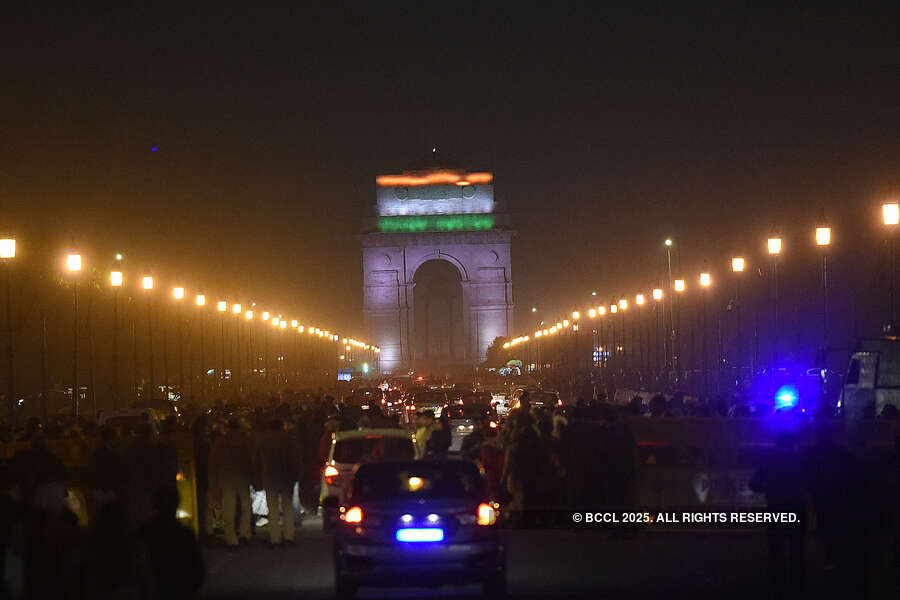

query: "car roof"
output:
355 458 482 475
333 428 415 442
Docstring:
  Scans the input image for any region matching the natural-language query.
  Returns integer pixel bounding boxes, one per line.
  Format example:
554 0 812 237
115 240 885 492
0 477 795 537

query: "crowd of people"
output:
0 383 896 598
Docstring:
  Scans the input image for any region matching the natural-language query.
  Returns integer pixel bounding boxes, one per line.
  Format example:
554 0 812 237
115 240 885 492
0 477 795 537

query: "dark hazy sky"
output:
3 4 900 337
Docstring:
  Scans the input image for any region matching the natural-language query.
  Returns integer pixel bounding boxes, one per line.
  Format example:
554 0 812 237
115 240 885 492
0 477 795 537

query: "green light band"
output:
378 214 495 232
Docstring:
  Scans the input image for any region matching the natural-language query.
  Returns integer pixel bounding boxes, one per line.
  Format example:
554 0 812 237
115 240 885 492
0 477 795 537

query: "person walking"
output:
258 419 302 546
210 419 255 547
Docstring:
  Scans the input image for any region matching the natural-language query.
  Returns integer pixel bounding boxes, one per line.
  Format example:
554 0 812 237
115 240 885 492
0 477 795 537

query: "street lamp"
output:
731 257 746 386
1 238 15 424
699 270 712 394
673 278 685 384
768 231 782 369
216 301 227 389
109 267 124 409
195 294 207 401
816 218 832 349
141 276 155 401
173 286 185 398
66 253 83 416
652 288 663 376
883 202 898 331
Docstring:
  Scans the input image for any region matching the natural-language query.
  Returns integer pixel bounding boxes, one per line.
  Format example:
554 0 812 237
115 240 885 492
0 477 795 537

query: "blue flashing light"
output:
151 146 158 152
775 385 799 410
395 528 444 542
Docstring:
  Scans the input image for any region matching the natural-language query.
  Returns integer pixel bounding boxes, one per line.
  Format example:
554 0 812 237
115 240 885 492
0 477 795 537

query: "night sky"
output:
3 4 900 342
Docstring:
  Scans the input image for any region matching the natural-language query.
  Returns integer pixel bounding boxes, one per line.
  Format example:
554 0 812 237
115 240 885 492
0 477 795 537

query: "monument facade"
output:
360 155 514 374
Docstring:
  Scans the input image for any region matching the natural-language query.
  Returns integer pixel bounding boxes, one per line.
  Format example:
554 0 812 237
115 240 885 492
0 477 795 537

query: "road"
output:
200 515 829 599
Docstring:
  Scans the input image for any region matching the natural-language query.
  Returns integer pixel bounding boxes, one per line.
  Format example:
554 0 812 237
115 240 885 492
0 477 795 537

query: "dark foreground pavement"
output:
201 516 892 599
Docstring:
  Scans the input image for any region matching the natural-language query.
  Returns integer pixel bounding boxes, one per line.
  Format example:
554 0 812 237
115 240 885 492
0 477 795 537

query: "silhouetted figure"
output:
210 419 254 546
425 413 451 459
140 488 205 600
76 500 156 599
258 419 302 545
750 431 808 598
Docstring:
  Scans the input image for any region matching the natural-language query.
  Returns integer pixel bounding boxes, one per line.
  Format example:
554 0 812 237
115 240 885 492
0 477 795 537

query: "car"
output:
441 405 497 453
346 387 385 410
98 408 162 434
319 429 419 530
457 391 494 407
509 388 563 411
333 459 505 600
404 389 449 416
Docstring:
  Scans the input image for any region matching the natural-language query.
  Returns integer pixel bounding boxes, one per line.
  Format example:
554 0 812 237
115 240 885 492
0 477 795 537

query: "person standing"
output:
210 419 254 547
258 419 302 546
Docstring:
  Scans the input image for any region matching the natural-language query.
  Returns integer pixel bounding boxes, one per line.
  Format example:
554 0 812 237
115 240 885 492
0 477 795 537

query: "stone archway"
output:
360 159 514 374
412 259 464 372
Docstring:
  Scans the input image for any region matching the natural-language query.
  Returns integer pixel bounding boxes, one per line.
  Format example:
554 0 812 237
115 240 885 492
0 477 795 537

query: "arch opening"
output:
412 259 464 374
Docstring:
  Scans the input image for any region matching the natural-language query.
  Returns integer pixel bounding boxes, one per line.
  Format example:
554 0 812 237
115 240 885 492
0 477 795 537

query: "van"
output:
839 338 900 418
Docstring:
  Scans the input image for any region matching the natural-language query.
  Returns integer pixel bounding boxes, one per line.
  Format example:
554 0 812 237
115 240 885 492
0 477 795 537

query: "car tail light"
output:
557 399 563 407
477 502 497 526
344 506 363 524
324 465 340 485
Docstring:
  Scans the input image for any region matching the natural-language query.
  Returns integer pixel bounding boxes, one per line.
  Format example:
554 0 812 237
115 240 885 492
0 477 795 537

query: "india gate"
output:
360 154 514 375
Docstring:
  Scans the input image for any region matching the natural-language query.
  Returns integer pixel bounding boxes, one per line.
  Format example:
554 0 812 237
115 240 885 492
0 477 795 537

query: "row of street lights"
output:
506 203 900 392
0 240 379 420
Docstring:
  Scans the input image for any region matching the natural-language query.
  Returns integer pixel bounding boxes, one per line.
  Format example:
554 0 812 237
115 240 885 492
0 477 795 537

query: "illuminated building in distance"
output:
361 152 514 374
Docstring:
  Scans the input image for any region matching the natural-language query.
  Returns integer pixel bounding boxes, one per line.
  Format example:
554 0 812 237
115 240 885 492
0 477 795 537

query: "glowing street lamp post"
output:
883 202 898 330
815 221 831 349
731 257 745 388
673 278 686 385
1 238 15 423
262 311 271 387
217 301 227 389
699 272 712 394
67 253 83 415
635 294 647 381
232 303 242 392
767 234 783 368
195 295 207 401
173 287 185 398
652 289 663 377
142 276 155 401
110 266 124 408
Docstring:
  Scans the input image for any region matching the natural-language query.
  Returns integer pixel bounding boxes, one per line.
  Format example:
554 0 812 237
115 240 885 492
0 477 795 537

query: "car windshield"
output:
352 462 485 501
333 436 415 464
442 406 493 419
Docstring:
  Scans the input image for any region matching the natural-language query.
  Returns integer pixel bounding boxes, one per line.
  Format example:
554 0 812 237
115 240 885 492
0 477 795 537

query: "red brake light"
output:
477 502 497 526
324 465 339 485
344 506 363 524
